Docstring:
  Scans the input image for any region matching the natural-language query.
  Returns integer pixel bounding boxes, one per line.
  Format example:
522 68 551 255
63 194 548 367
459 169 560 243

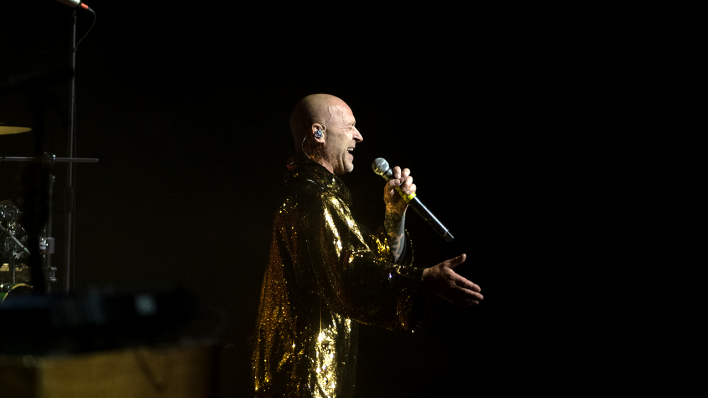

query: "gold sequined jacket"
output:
252 156 426 397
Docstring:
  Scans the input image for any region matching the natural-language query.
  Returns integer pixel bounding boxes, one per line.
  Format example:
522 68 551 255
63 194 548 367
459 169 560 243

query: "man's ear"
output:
312 123 326 141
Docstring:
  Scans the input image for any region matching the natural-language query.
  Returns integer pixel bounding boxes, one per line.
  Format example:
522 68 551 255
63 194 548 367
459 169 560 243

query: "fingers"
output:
445 254 481 292
455 288 484 306
400 177 415 196
439 277 483 306
442 255 483 306
448 274 483 306
444 253 467 269
392 166 403 180
391 166 409 182
454 273 481 293
447 255 482 296
390 167 415 195
386 179 400 190
422 259 484 306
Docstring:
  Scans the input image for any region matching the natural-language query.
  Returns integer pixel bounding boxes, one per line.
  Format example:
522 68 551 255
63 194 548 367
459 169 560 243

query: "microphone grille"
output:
372 158 389 176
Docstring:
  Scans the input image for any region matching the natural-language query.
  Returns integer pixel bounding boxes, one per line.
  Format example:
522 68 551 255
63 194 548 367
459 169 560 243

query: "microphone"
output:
372 158 454 242
54 0 92 11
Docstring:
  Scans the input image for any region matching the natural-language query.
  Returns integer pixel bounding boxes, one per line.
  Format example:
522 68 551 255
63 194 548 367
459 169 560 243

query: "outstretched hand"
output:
422 254 483 306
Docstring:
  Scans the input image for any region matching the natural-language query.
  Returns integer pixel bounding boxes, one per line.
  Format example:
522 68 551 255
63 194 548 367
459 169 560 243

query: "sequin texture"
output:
252 155 426 397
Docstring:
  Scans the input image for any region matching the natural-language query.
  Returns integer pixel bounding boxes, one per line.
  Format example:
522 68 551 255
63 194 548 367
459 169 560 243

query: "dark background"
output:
0 2 578 396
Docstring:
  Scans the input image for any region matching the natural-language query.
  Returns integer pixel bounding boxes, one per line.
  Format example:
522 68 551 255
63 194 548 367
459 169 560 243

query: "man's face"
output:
321 104 363 175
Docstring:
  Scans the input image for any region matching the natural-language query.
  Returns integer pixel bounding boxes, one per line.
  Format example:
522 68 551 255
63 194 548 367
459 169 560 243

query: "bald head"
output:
289 93 363 175
290 94 351 154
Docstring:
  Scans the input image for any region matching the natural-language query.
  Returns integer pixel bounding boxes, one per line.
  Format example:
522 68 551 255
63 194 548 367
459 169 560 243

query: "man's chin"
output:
334 162 354 175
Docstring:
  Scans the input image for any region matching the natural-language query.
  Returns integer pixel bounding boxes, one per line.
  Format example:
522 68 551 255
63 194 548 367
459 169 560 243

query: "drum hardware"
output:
0 200 55 299
0 223 30 257
40 232 58 284
0 200 23 226
0 123 31 135
0 283 33 302
0 202 30 256
1 154 97 295
1 150 96 294
1 200 32 298
1 154 99 164
1 6 97 295
1 262 31 284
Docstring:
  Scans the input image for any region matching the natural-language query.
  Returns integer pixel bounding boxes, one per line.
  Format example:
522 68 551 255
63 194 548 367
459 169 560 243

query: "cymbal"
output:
0 125 32 135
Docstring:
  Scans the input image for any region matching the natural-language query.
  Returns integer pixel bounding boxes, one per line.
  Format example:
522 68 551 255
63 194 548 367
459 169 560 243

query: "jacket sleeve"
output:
294 192 426 331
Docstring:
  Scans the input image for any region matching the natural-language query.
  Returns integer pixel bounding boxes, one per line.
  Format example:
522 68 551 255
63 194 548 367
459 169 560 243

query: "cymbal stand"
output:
1 154 98 294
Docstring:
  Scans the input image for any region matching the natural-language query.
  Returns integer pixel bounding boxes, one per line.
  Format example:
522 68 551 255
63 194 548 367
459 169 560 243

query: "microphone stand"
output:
64 9 79 294
64 8 97 293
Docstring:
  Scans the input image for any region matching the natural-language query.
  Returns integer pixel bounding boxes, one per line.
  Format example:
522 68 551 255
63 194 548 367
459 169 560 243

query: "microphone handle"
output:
408 197 454 242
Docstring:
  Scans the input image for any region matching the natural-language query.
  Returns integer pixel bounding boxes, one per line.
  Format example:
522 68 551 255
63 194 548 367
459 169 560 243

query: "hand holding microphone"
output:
382 165 416 215
372 158 481 306
372 158 454 242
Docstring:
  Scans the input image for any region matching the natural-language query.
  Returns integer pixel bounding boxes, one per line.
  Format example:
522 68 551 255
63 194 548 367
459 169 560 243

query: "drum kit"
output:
3 6 98 303
1 126 40 301
2 117 99 303
1 125 60 302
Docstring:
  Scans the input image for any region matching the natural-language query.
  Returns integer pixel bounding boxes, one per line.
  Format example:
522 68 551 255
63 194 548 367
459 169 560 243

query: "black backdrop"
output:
0 2 570 396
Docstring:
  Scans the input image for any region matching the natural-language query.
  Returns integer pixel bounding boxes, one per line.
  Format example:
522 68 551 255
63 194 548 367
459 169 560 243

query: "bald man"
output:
251 94 482 397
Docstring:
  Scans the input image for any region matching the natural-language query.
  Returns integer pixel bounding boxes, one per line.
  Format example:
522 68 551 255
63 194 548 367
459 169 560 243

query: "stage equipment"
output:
62 3 97 293
0 197 59 296
372 157 454 242
0 263 31 284
0 342 219 398
0 155 96 294
54 0 92 11
0 285 215 355
0 283 32 302
0 4 98 294
0 200 39 300
1 200 30 258
0 285 227 398
0 125 31 135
